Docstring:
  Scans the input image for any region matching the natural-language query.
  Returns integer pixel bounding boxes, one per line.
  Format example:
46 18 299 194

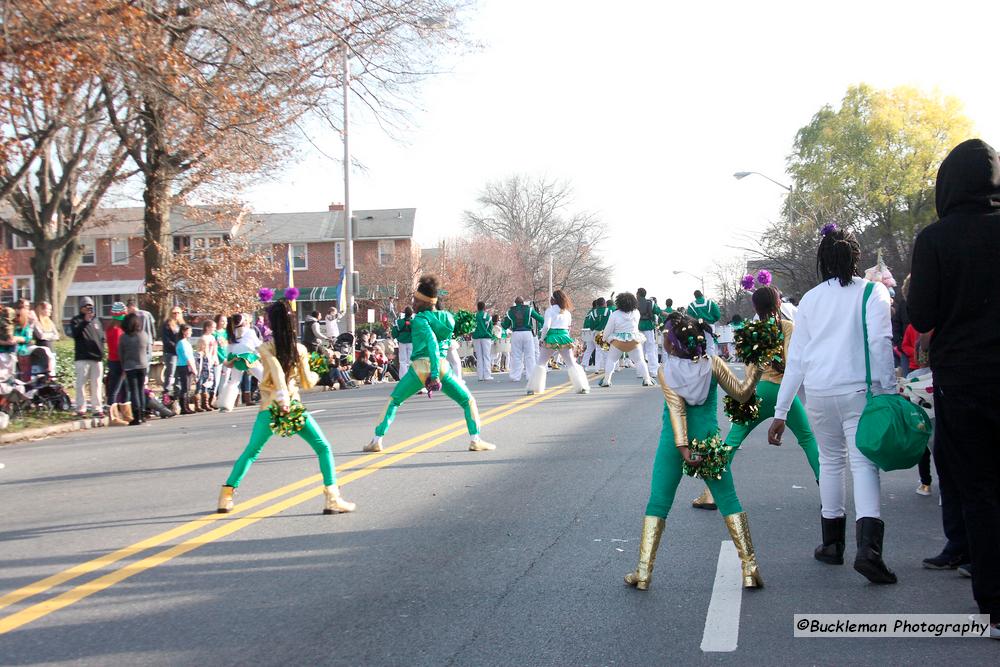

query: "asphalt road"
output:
0 370 994 665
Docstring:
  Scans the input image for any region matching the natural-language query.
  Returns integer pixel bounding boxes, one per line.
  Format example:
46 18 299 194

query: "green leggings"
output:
374 363 480 437
225 411 336 487
645 425 743 517
724 380 820 480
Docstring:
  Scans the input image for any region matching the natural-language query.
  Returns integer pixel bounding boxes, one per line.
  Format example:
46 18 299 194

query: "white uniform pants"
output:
74 360 103 411
473 338 494 380
527 347 589 395
398 342 413 378
447 341 466 386
807 390 881 520
508 331 536 382
641 332 659 378
603 346 649 385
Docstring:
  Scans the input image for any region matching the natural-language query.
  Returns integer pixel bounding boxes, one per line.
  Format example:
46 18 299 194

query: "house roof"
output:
80 206 241 239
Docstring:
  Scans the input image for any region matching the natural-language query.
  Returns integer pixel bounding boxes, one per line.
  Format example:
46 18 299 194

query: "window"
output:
1 276 33 304
378 240 395 266
99 294 126 318
79 238 97 265
290 243 308 270
111 239 129 265
11 232 33 250
334 241 344 269
173 235 191 255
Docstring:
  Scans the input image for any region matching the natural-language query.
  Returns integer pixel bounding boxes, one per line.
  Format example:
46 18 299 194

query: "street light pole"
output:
733 170 794 224
342 42 355 335
672 270 704 294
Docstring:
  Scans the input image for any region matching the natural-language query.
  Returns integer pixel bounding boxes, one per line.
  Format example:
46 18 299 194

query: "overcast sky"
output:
245 0 1000 303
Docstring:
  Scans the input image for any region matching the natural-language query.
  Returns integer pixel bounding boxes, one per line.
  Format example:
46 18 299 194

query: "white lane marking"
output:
311 409 327 414
701 540 743 652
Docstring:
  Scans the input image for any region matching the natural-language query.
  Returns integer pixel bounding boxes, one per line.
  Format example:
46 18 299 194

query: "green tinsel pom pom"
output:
724 394 761 425
308 351 329 375
733 317 784 366
681 432 733 481
453 310 475 337
269 399 308 438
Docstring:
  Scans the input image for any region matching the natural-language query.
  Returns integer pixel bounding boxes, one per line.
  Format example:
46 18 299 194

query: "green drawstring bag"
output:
856 281 932 471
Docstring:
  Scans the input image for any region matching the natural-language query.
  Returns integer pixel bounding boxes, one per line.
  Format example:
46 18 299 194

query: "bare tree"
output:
464 175 611 303
709 256 751 320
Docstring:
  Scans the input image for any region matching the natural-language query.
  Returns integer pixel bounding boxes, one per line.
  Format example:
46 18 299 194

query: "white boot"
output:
526 364 547 395
217 382 240 412
568 364 590 394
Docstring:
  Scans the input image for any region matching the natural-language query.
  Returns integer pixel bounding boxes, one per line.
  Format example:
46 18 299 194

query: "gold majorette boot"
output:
692 487 717 510
217 485 235 513
724 512 764 588
323 485 356 514
624 516 665 591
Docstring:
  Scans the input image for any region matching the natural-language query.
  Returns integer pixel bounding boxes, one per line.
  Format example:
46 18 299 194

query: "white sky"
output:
245 0 1000 303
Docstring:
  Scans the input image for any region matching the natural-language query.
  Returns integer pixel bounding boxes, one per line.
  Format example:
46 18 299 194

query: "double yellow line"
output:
0 382 573 634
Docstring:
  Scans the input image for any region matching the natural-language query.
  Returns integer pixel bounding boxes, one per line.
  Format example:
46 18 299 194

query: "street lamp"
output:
672 270 705 294
733 171 795 223
341 41 356 335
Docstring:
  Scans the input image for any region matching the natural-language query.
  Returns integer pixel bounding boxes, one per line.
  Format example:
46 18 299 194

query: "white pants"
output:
473 338 493 380
641 332 659 378
447 342 465 386
527 347 589 395
74 360 103 411
581 334 597 370
398 342 413 378
603 346 649 385
508 331 537 381
807 390 881 520
218 364 264 411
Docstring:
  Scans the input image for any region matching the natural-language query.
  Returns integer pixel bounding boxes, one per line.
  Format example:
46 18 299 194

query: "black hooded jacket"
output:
908 138 1000 385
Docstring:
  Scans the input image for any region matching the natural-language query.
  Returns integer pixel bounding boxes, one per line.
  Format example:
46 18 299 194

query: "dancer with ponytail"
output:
217 298 355 515
624 311 764 592
365 275 496 453
691 284 820 511
768 225 898 584
526 290 590 395
598 292 652 387
217 313 263 412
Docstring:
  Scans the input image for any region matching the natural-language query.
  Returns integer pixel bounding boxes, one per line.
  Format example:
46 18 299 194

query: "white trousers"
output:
527 347 589 395
218 365 264 411
473 338 494 380
447 342 466 386
641 332 659 378
581 340 597 370
807 390 881 520
603 346 649 385
398 342 413 378
508 331 537 381
74 360 103 411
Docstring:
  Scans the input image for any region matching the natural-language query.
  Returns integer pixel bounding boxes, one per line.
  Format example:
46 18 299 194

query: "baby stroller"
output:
25 374 73 413
332 332 355 356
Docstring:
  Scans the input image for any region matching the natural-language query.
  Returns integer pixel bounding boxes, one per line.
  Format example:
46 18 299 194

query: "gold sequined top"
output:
257 342 319 411
761 318 794 385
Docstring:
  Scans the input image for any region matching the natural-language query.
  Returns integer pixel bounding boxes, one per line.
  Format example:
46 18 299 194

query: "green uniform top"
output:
213 329 229 364
582 308 596 330
411 310 455 378
391 316 413 344
472 310 493 339
687 298 721 324
591 306 612 331
637 298 663 332
657 307 674 328
504 304 544 332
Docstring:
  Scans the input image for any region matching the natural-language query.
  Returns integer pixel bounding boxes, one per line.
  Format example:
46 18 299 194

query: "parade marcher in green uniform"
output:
580 299 599 371
392 307 414 377
636 288 663 382
624 311 764 591
366 275 496 453
590 297 613 373
472 301 495 381
687 290 722 356
504 296 545 382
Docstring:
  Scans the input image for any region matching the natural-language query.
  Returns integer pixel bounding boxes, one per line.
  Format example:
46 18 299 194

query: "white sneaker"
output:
469 439 496 452
916 483 932 496
363 438 383 453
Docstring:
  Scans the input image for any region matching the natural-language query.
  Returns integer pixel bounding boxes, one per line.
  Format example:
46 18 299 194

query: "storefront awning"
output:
272 286 341 301
66 280 146 297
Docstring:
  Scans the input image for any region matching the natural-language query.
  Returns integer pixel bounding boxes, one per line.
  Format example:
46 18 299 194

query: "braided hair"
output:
817 227 861 287
662 311 712 360
267 300 300 377
752 285 785 373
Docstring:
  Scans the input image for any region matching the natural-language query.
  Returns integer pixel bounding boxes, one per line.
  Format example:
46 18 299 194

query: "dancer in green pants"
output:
625 311 765 591
692 285 819 510
217 298 355 516
365 275 496 453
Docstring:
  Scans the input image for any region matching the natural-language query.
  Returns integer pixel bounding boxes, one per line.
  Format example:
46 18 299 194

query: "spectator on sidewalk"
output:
161 307 184 396
118 313 149 426
32 301 60 351
908 138 1000 637
175 324 195 415
125 298 155 371
105 302 127 404
302 310 330 353
70 297 105 417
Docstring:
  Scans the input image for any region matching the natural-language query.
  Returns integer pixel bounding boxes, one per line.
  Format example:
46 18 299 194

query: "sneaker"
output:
922 552 966 570
916 483 932 496
469 439 496 452
363 438 383 453
957 564 972 578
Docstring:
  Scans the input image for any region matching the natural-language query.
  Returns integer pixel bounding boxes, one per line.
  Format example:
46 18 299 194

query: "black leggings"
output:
918 448 933 485
126 369 147 421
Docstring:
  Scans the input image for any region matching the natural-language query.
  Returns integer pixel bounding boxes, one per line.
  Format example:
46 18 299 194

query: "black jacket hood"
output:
935 138 1000 218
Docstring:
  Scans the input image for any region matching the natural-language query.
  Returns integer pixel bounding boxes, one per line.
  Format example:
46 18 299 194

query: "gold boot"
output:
217 485 235 513
323 485 356 514
725 512 764 588
624 516 665 591
692 487 717 510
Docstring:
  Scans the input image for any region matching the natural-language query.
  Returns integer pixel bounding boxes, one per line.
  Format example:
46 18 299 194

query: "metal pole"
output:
548 254 553 296
788 185 795 225
342 44 355 335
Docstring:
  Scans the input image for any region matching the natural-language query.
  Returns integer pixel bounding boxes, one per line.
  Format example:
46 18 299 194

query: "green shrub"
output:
53 338 76 390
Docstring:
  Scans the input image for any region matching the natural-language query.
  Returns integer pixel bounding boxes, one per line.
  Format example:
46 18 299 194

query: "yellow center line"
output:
0 390 543 613
0 384 572 634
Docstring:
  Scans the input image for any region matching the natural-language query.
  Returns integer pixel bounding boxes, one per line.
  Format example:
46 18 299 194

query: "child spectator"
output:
195 320 219 411
175 324 195 414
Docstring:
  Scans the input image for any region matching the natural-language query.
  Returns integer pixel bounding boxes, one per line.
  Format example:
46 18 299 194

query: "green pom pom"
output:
309 352 329 375
453 310 475 337
269 400 308 438
734 318 783 366
724 394 761 425
681 432 732 480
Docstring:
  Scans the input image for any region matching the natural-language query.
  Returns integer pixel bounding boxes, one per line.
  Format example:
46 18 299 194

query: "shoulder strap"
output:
860 281 875 396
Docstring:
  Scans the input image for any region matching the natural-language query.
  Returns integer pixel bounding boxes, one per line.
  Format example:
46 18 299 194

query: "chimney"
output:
328 202 345 211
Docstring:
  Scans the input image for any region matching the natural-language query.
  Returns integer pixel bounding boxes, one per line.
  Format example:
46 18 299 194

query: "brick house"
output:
1 204 418 327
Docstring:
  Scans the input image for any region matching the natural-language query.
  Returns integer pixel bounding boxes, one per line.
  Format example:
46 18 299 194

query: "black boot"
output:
814 516 846 565
853 517 897 584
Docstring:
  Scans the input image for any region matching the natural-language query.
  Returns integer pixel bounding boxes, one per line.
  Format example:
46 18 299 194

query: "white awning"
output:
66 280 146 297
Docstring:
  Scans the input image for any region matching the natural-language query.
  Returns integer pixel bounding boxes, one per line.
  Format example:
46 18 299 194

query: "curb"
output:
0 416 110 446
